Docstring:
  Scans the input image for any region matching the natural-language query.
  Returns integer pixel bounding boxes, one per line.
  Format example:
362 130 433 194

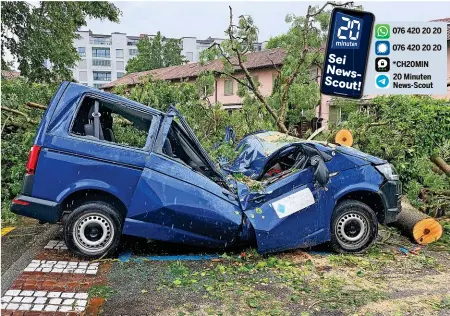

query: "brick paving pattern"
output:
24 261 99 275
43 241 68 251
1 239 111 316
1 290 88 313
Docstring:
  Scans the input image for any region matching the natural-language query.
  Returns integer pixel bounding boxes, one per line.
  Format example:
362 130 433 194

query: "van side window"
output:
71 96 152 149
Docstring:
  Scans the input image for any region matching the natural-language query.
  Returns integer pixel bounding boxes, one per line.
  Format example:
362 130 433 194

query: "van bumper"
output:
379 180 402 224
10 195 61 223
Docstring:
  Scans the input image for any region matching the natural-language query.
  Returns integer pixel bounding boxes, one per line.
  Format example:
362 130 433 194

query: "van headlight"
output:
375 164 399 181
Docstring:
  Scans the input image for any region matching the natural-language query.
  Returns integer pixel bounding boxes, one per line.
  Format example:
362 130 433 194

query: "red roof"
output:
430 18 450 23
102 48 287 89
1 71 20 80
429 18 450 40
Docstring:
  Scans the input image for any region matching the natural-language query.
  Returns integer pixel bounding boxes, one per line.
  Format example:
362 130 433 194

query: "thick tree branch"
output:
210 42 239 67
26 101 47 110
266 55 282 74
227 6 288 133
307 1 354 18
1 106 32 122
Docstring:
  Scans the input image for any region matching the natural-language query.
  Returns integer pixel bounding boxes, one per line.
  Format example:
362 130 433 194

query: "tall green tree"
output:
202 3 355 133
125 32 186 73
1 1 121 82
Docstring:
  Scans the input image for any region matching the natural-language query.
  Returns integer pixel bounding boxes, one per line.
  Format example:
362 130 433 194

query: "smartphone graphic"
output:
320 8 375 99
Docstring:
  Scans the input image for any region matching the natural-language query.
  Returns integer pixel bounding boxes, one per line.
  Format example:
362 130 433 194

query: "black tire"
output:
330 200 378 253
64 201 123 259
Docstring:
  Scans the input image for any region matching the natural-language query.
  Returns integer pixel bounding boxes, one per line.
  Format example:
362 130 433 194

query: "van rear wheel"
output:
330 200 378 253
64 201 123 259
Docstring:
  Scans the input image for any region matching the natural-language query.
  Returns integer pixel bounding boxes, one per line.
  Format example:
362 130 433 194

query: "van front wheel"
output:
330 200 378 253
64 201 123 259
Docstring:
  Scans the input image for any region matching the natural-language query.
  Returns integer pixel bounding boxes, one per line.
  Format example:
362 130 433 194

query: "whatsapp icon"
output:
375 24 390 39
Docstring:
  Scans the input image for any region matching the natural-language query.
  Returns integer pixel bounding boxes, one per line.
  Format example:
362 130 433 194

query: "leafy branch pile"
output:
1 77 58 223
318 95 450 217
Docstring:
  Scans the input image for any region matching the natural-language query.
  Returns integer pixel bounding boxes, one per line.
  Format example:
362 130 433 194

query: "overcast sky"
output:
82 1 450 41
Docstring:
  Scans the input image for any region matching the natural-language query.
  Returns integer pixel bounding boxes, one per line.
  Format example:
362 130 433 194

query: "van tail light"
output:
26 145 41 175
13 199 30 206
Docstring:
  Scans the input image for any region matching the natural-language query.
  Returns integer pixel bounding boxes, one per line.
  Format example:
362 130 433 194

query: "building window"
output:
79 71 87 82
90 37 112 45
127 38 139 46
129 49 138 56
93 83 103 89
77 47 86 57
116 61 124 71
78 59 87 69
93 71 111 81
117 72 124 78
92 48 110 58
92 59 111 67
116 49 124 58
329 106 342 125
185 52 193 62
224 79 233 95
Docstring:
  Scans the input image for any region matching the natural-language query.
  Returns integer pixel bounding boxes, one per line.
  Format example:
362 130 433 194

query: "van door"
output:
125 109 243 248
239 168 329 253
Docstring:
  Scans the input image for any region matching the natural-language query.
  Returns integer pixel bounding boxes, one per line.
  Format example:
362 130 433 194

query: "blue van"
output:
11 82 401 258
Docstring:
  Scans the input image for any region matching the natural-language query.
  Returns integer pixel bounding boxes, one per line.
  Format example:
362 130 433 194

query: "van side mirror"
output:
310 155 329 187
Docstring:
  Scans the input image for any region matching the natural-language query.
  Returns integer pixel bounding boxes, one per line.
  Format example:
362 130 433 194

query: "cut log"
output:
392 200 443 244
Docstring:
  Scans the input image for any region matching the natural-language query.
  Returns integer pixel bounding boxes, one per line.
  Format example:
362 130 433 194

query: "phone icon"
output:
375 24 390 39
320 8 375 99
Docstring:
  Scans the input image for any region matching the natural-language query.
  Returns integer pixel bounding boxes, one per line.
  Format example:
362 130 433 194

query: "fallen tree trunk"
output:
430 154 450 177
392 199 443 244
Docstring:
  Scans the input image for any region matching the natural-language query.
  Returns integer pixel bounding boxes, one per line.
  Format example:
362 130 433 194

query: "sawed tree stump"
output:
393 199 443 244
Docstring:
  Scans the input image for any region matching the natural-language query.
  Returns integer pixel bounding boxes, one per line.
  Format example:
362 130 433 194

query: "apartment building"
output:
181 36 266 63
72 31 138 88
72 31 266 87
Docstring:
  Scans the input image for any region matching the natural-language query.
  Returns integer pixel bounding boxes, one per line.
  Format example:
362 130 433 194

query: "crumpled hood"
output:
222 131 387 178
335 145 386 165
223 131 302 177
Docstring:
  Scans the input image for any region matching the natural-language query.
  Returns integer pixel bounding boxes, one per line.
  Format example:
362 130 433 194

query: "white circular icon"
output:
377 43 388 54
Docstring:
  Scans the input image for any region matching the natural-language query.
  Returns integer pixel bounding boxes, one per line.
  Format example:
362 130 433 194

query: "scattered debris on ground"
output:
102 223 449 316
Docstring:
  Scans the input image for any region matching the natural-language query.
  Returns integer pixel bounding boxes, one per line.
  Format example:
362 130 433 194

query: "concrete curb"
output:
1 224 60 295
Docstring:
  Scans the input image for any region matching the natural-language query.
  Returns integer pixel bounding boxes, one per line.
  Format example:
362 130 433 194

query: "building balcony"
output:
90 39 112 45
92 54 111 59
92 59 112 68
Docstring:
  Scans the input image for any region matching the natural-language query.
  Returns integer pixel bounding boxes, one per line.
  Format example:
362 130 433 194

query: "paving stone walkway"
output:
1 240 109 316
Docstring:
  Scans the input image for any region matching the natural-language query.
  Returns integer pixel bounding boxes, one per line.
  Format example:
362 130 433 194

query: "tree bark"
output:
26 101 47 110
430 154 450 177
392 199 443 244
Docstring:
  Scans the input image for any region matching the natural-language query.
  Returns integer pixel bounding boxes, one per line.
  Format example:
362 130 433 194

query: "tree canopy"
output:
201 3 356 133
1 1 121 82
125 32 186 73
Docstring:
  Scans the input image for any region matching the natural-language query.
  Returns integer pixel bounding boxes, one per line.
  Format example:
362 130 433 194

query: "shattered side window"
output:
71 96 153 149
